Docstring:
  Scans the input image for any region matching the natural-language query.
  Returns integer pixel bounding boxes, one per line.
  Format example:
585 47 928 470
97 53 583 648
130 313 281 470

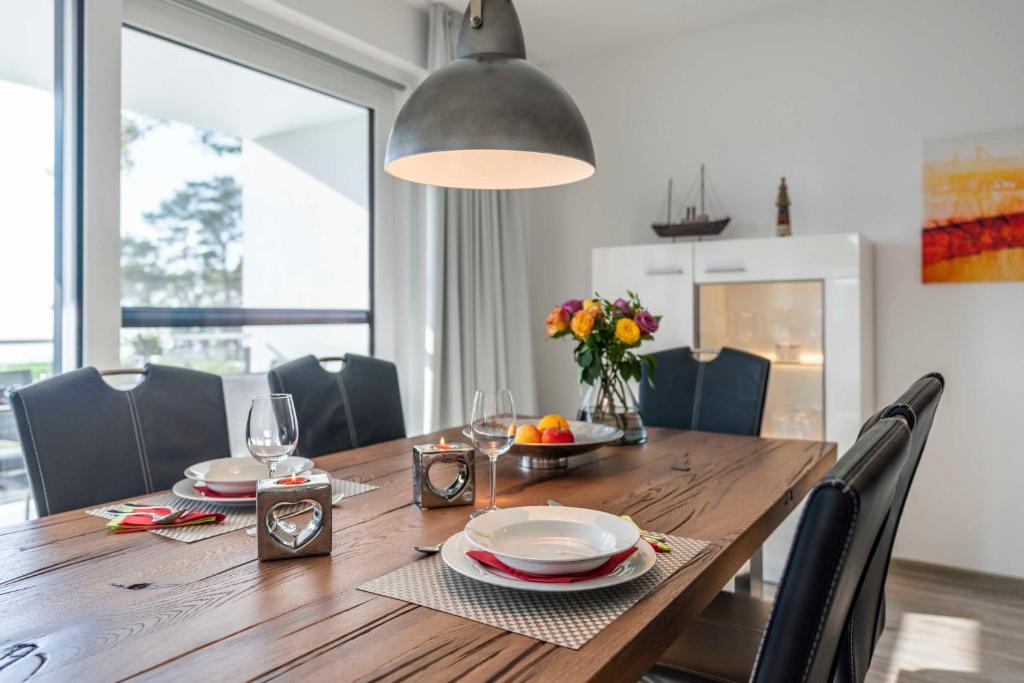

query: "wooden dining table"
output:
0 426 834 682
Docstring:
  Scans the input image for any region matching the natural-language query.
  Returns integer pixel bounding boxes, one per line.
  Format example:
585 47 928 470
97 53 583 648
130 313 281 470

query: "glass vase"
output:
577 373 647 445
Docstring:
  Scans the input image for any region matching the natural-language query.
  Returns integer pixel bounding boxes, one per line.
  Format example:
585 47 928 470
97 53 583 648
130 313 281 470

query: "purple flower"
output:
613 298 632 316
561 299 583 316
634 310 659 335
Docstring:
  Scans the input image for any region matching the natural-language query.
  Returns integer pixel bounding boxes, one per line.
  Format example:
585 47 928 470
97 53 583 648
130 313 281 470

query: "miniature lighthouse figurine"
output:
776 177 792 237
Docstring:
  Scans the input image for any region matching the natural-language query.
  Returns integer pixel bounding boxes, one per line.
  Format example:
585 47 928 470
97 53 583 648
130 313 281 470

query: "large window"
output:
119 28 372 374
0 0 62 525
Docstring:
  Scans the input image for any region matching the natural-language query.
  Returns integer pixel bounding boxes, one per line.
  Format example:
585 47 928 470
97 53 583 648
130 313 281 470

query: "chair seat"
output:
644 590 772 683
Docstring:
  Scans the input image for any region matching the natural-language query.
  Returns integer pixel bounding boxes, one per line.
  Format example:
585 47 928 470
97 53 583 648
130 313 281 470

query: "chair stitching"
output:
801 484 859 682
692 362 705 429
336 373 359 449
125 392 153 492
12 392 52 516
848 608 857 682
129 392 155 492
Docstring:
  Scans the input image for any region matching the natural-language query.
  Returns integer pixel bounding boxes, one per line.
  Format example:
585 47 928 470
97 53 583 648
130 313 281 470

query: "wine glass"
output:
246 394 299 481
469 389 516 517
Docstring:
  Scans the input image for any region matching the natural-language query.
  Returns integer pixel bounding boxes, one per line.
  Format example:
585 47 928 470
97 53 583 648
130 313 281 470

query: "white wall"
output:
524 0 1024 578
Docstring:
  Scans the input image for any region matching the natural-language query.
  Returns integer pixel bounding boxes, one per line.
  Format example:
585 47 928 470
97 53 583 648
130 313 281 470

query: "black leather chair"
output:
267 354 405 458
836 373 945 683
645 410 913 683
639 347 770 436
9 365 231 516
647 374 944 683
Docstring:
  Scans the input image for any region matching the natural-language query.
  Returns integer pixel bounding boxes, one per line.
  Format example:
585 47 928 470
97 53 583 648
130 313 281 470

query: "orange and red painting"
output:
922 128 1024 283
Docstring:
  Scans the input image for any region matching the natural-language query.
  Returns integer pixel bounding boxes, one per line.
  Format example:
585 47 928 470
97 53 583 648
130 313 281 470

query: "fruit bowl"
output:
462 419 623 470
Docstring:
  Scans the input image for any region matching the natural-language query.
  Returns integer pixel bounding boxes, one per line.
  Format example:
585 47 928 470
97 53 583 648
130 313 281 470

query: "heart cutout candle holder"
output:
413 441 475 509
256 473 333 560
266 499 324 550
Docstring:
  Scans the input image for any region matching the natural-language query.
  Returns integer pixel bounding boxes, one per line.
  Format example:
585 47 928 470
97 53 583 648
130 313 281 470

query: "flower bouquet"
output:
545 293 660 444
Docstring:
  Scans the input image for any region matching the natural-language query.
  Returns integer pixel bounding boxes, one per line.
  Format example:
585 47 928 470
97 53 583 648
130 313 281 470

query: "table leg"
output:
735 547 765 597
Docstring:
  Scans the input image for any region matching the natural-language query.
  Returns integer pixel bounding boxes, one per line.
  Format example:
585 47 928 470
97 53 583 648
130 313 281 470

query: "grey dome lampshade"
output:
384 0 595 190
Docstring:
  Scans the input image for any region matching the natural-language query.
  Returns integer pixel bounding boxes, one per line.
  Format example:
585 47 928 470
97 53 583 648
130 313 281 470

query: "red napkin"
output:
104 503 226 533
466 546 638 583
193 483 256 499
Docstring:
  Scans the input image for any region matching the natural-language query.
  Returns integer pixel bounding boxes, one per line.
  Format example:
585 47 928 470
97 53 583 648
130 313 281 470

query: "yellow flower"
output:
615 317 641 345
583 299 602 318
545 306 569 336
571 310 595 340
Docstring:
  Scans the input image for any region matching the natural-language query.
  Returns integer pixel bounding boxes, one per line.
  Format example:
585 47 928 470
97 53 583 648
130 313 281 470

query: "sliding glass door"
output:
119 27 373 374
0 0 64 524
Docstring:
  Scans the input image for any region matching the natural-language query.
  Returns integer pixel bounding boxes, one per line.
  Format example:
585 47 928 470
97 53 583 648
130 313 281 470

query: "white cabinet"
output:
593 233 873 582
592 243 694 353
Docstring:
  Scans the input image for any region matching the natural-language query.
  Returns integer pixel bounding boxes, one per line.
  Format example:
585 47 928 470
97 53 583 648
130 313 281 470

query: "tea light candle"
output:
277 475 308 486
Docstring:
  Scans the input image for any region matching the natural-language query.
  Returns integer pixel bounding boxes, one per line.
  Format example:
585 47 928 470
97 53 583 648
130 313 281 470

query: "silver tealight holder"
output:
256 472 333 561
413 439 476 509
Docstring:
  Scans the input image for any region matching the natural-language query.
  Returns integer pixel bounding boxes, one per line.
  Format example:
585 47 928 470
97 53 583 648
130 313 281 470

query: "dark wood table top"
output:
0 426 835 682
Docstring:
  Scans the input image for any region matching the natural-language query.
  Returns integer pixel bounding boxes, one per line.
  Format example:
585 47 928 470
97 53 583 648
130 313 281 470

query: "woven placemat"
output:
85 479 378 543
358 534 710 649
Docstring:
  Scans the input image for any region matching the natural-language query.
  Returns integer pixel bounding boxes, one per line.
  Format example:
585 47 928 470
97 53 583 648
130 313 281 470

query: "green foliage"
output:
120 114 244 309
548 291 659 389
119 114 247 371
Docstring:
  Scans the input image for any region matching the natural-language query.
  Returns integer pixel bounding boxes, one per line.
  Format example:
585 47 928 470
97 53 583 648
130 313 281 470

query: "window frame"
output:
103 2 401 366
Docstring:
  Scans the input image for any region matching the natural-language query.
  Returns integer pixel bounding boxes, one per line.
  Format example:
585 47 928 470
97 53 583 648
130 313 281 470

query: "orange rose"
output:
615 317 641 345
546 306 569 336
571 310 595 340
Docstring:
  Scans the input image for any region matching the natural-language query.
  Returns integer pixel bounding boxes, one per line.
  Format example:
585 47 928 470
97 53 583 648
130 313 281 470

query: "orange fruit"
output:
536 414 570 431
514 424 542 444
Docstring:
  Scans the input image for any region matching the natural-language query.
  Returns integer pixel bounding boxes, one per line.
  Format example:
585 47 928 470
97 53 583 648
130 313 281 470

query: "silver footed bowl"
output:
463 419 623 459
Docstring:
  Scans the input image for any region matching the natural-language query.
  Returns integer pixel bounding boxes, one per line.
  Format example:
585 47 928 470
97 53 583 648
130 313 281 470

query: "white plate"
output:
184 456 313 494
171 469 344 506
464 506 640 575
441 531 655 592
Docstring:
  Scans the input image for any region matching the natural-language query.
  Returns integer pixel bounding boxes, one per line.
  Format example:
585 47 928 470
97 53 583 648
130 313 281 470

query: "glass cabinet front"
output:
697 281 824 440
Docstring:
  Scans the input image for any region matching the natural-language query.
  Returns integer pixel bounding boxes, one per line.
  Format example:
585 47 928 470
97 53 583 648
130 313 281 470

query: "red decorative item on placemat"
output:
466 546 638 583
194 483 256 499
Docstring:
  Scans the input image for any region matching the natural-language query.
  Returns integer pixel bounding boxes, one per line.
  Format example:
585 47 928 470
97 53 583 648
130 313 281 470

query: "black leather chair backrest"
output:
267 354 405 458
836 373 945 683
10 365 231 516
639 347 770 436
751 413 913 683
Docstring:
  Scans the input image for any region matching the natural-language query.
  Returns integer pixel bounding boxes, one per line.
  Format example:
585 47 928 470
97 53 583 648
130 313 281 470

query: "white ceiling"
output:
406 0 816 66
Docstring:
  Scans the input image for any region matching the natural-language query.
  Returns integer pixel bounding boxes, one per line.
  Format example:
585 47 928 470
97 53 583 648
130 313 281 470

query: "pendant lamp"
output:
384 0 595 190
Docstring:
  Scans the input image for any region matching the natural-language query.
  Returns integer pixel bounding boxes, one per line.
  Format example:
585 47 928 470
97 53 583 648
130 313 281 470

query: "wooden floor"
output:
866 560 1024 683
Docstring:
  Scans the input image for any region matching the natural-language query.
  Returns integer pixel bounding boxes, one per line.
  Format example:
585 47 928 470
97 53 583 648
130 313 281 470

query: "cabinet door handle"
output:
645 268 684 276
704 265 747 274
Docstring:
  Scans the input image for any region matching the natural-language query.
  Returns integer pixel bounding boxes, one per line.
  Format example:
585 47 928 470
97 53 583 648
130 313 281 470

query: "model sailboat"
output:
652 164 730 238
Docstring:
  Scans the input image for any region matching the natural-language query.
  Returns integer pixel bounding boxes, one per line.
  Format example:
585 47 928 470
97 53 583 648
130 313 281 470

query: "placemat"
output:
358 534 710 649
85 479 379 543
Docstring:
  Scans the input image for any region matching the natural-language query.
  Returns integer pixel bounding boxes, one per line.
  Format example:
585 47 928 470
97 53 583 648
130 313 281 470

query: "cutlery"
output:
413 542 444 554
107 507 185 525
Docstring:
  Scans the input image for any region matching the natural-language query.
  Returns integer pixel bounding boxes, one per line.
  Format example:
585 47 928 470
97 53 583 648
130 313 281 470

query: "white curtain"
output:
408 4 537 430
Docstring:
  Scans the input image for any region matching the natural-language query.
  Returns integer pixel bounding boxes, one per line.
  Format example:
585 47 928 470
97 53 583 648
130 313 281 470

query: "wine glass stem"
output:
269 461 278 481
489 454 499 510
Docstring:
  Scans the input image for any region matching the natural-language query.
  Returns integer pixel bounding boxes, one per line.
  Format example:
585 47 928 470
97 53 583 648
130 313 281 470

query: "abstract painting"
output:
922 127 1024 283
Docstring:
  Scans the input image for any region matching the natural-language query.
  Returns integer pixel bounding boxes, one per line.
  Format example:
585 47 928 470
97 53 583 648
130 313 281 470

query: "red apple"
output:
541 427 575 444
